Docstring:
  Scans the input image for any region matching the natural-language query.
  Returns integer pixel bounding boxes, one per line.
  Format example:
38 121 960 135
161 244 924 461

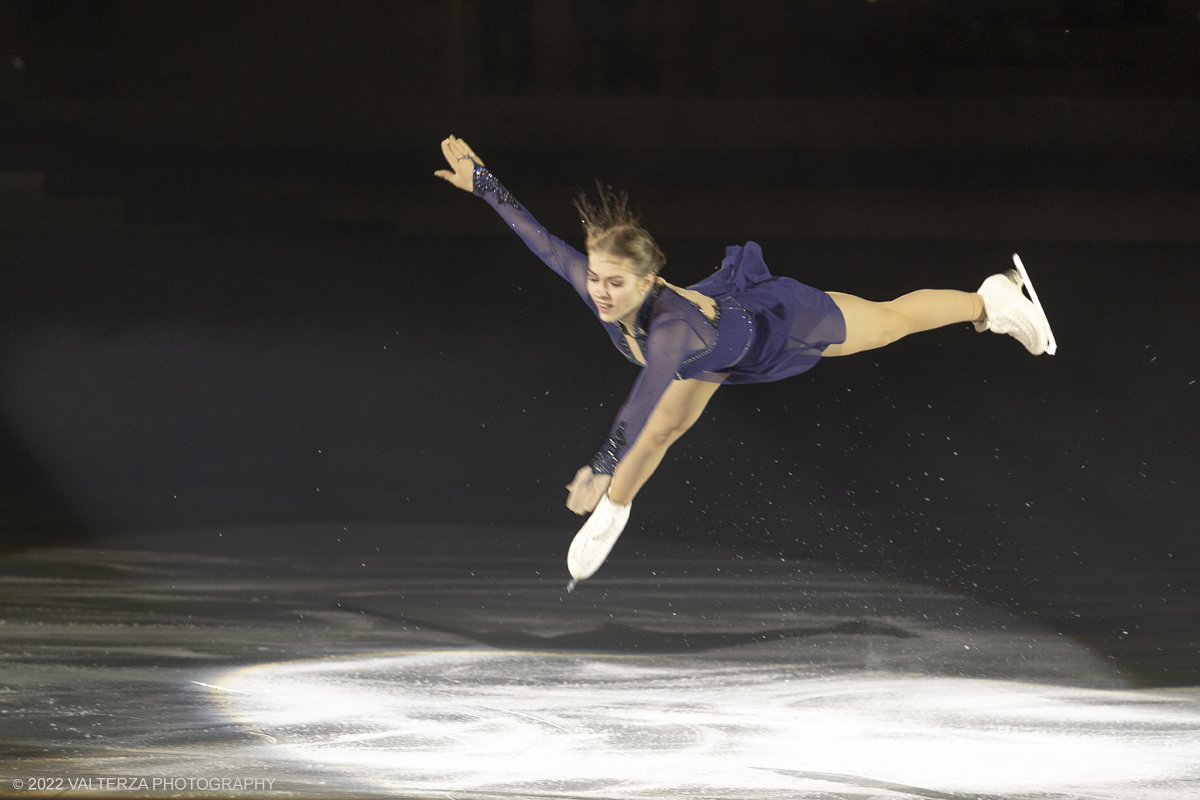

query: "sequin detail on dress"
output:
721 298 754 368
590 422 626 476
473 165 521 209
676 299 721 377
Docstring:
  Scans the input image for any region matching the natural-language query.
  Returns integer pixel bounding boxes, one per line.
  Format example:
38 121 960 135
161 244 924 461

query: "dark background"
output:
0 1 1196 682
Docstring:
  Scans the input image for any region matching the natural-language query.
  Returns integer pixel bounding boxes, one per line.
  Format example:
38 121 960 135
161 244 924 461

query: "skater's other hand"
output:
435 135 483 192
566 466 611 515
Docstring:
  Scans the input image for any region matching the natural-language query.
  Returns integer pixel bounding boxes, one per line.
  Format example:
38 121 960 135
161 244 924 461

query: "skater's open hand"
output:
435 135 484 192
566 466 611 515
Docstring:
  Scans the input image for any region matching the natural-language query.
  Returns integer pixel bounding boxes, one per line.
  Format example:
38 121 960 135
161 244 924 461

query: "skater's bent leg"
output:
824 290 983 357
608 378 721 505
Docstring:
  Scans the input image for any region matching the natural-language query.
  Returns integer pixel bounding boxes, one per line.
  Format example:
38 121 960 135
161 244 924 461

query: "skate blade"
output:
1011 253 1058 355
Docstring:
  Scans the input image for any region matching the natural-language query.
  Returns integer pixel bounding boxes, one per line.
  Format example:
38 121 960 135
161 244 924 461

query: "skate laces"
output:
983 275 1043 351
991 309 1037 349
581 506 621 546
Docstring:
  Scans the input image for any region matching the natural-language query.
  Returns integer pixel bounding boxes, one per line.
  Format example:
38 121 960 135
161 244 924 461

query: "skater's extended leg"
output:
824 290 983 357
607 377 721 505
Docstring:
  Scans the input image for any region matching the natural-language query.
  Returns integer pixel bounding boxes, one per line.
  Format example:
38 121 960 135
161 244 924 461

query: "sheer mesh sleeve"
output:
590 318 708 475
473 165 595 311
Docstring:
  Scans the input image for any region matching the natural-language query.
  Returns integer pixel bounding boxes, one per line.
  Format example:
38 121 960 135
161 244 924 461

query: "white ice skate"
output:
567 493 631 582
974 253 1058 355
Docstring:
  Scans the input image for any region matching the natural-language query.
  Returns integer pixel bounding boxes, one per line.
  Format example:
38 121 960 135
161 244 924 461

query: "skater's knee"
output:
874 301 914 345
643 420 690 448
844 310 903 351
642 406 701 448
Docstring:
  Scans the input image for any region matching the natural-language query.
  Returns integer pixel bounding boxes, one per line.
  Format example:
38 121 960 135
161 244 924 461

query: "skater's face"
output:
587 251 655 327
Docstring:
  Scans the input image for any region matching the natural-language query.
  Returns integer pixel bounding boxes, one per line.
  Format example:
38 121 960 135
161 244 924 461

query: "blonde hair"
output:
573 182 665 279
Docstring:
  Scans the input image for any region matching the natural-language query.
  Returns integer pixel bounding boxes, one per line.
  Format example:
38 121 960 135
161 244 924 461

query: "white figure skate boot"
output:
567 494 631 581
975 254 1057 355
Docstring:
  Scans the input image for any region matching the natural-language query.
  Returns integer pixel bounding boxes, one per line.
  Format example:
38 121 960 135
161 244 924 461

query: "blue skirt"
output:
689 242 846 386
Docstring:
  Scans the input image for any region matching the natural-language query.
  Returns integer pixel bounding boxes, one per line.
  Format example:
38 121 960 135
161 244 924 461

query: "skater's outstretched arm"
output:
436 135 594 310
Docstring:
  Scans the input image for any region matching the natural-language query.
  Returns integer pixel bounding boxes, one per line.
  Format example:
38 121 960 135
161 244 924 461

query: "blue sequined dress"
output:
474 167 846 475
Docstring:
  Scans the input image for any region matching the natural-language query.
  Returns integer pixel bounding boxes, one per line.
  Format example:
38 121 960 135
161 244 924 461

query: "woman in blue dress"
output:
435 136 1055 585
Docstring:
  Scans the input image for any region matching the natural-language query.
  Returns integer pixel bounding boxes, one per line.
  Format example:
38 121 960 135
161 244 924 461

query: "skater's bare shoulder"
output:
661 279 718 322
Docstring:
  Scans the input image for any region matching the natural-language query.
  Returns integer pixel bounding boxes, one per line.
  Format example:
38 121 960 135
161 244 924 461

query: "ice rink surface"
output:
1 523 1198 799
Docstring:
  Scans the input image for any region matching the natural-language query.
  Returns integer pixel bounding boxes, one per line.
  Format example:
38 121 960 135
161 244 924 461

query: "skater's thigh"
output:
643 378 722 443
823 291 904 357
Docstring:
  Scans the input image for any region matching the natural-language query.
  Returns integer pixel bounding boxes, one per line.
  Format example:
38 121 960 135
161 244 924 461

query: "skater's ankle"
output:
970 292 986 323
605 490 632 507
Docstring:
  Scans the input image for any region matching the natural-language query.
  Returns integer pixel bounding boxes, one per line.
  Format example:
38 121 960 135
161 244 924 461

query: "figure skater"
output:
435 135 1055 586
